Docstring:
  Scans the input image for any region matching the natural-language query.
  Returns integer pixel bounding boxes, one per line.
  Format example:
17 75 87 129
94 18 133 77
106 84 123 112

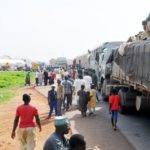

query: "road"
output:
36 85 134 150
1 84 149 150
36 85 150 150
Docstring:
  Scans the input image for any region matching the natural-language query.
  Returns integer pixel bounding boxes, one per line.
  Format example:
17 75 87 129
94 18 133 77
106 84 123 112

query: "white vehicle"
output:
0 56 25 70
56 57 67 70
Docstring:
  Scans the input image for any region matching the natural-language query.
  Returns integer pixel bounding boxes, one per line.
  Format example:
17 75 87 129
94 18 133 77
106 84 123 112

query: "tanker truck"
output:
100 39 150 113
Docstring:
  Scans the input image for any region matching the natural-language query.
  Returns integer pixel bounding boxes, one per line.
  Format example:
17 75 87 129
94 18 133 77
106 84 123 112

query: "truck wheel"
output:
136 95 150 112
101 80 108 101
118 89 126 114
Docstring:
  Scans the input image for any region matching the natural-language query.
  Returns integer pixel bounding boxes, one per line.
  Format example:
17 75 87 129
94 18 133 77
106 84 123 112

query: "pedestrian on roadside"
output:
43 70 48 86
25 71 31 86
11 94 42 150
47 84 57 119
43 116 70 150
38 70 43 86
109 88 120 130
77 85 88 117
62 76 73 111
57 79 64 116
73 75 85 106
88 84 97 116
69 134 86 150
35 70 39 86
83 71 92 92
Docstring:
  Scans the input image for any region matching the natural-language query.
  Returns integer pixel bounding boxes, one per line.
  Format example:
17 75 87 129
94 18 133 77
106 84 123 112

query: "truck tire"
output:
101 80 108 101
136 95 150 112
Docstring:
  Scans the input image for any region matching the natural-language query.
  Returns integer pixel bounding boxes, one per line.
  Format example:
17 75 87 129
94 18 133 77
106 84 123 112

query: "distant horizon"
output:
0 0 150 62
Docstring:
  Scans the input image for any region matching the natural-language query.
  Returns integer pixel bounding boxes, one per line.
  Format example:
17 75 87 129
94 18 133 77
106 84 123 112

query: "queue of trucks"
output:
77 14 150 113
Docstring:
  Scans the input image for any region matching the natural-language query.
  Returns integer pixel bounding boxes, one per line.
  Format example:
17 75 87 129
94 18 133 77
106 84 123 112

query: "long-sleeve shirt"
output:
43 132 69 150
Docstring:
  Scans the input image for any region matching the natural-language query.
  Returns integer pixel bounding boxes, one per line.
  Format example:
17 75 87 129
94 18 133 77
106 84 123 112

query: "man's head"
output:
57 79 61 85
78 74 83 79
81 85 85 90
65 76 68 80
51 84 55 90
91 84 95 89
54 116 70 135
111 88 117 95
69 134 86 150
23 94 31 104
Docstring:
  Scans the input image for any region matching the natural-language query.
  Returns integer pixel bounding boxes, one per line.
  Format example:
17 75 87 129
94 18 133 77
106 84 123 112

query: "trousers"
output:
17 127 36 150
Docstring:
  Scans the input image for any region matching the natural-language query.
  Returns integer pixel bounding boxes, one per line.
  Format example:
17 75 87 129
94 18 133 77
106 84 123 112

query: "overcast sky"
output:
0 0 149 62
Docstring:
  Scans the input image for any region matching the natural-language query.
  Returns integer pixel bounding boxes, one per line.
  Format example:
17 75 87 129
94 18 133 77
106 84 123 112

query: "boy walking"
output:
11 94 41 150
109 88 120 130
77 85 88 117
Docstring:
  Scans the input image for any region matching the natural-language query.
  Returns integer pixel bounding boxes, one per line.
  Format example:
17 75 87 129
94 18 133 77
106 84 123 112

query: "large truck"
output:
100 39 150 113
56 57 67 70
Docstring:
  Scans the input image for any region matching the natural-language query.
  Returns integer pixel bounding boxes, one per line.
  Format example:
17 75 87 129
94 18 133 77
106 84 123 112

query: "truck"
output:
100 39 150 113
56 57 67 70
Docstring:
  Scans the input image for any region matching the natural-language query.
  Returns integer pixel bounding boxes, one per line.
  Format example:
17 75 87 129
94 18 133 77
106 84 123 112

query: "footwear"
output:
46 116 50 119
114 126 117 131
89 112 93 116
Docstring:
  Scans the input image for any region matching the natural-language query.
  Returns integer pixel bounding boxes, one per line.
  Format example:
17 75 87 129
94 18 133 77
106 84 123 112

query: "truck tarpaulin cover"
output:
113 39 150 88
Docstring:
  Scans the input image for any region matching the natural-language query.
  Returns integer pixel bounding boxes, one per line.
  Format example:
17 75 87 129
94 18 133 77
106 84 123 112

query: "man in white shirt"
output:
73 75 85 105
83 71 92 92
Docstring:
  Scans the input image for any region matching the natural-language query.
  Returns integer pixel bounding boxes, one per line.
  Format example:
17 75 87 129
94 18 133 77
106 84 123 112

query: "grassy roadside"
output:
0 71 34 104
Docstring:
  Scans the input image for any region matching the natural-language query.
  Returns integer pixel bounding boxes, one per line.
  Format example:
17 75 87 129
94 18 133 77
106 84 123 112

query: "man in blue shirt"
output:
47 85 57 119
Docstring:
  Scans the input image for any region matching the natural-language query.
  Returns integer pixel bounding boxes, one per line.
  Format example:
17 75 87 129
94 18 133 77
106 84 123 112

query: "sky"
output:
0 0 150 62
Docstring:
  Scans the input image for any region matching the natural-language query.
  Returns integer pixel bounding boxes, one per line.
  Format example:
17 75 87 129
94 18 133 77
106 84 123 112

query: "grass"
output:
0 71 35 104
0 89 15 104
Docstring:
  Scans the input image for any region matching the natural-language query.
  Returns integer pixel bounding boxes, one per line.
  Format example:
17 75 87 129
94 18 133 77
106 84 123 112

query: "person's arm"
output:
35 115 42 132
11 116 19 139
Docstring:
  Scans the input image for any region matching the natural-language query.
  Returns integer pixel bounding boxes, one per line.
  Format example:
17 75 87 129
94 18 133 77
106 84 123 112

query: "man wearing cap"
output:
47 84 57 119
11 94 42 150
43 116 70 150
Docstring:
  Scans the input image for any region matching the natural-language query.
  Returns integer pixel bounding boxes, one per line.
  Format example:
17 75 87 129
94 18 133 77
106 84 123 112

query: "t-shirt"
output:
16 104 38 128
109 95 120 110
73 79 85 93
83 75 92 91
48 90 57 101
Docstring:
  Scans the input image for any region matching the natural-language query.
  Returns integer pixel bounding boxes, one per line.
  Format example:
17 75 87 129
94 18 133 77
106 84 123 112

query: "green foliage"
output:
0 90 15 104
0 71 35 103
0 71 34 88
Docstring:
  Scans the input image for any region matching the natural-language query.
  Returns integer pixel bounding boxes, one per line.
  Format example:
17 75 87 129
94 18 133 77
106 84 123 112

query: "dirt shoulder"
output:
0 86 54 150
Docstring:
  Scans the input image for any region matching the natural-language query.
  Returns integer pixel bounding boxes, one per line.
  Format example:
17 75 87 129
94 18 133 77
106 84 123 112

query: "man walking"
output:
47 84 57 119
57 79 64 116
62 76 73 111
77 85 88 117
11 94 42 150
109 88 120 130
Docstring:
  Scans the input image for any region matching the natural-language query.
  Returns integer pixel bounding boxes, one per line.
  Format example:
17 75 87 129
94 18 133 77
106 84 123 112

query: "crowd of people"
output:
13 68 120 150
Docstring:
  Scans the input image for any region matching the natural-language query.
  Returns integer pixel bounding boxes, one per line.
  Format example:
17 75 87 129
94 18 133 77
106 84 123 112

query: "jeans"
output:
63 94 72 110
48 100 57 117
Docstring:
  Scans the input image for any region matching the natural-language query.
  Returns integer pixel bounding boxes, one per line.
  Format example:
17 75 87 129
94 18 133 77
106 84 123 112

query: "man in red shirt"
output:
109 88 120 130
11 94 42 150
